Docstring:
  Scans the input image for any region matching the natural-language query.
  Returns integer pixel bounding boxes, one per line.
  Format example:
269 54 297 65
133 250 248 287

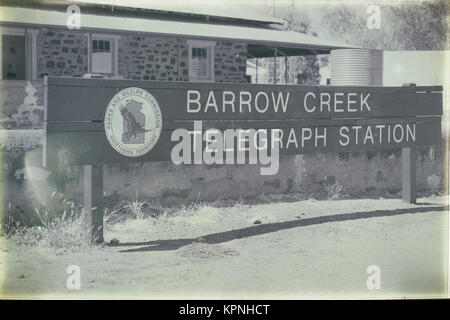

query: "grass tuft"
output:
5 200 93 250
325 183 348 200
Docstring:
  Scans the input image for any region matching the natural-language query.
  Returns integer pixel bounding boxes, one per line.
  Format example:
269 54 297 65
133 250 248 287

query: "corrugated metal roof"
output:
71 0 285 25
0 6 355 56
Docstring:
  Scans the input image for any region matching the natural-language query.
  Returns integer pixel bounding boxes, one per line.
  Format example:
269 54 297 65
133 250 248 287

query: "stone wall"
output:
34 27 248 82
0 80 44 129
5 144 447 217
214 41 248 83
118 35 189 81
117 36 248 83
37 29 89 78
100 148 447 202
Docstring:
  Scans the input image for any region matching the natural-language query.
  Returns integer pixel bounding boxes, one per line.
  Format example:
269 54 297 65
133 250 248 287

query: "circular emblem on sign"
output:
104 87 162 157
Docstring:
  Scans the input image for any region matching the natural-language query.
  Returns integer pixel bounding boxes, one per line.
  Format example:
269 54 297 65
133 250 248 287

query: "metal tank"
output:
330 49 383 86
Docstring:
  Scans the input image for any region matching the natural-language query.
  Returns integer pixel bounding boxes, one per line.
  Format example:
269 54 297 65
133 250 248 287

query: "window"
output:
92 39 110 53
2 34 26 80
187 40 215 82
191 47 208 78
91 36 116 74
1 34 26 80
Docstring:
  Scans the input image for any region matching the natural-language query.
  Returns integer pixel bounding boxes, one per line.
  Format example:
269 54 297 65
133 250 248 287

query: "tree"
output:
262 0 323 84
253 0 448 83
388 0 448 50
316 0 448 50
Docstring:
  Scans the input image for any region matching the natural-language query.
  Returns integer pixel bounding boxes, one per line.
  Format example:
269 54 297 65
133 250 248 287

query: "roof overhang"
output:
0 6 356 57
70 0 286 25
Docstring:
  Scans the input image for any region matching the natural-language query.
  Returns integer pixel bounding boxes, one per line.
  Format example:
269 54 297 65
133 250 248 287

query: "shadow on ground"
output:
107 205 449 253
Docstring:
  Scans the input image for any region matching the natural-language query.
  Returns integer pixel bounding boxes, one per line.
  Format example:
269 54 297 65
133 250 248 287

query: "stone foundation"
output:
4 139 446 217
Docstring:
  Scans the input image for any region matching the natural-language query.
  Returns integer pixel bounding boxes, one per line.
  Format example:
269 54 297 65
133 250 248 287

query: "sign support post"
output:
402 145 416 204
402 83 417 204
84 164 104 243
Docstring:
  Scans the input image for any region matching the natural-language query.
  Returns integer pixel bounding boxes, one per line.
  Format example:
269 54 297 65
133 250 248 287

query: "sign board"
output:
44 77 442 167
43 77 443 243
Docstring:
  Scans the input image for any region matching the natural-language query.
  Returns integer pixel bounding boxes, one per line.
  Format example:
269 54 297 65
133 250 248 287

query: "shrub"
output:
105 199 165 224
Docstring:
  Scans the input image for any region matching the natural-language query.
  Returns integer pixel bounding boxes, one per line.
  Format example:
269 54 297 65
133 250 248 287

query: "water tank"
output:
330 49 383 86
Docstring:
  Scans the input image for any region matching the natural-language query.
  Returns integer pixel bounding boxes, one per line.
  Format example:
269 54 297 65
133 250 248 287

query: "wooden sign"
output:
43 77 443 243
44 77 442 167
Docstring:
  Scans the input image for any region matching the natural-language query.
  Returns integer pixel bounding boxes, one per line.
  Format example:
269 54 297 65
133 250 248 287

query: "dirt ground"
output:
0 196 448 299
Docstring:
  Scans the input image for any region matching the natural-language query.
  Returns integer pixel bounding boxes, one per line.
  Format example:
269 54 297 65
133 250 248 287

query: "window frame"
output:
187 39 215 82
89 34 119 75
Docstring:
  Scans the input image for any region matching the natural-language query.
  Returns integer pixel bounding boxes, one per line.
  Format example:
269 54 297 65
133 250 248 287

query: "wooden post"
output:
402 83 417 204
256 57 258 84
284 55 288 84
84 164 104 244
274 47 277 84
177 39 181 81
402 145 416 204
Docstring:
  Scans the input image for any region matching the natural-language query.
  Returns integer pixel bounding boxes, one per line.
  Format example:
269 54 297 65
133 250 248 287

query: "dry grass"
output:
325 183 348 200
2 184 350 251
5 200 92 250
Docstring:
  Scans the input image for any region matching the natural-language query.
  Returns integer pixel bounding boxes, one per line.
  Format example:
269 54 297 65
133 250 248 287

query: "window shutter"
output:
190 46 210 79
91 38 113 74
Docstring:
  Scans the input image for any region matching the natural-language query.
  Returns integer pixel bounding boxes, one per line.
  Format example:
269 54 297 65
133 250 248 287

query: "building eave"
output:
0 6 357 57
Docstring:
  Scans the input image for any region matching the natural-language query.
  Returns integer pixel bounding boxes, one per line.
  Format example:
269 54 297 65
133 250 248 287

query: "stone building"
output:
0 1 347 85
